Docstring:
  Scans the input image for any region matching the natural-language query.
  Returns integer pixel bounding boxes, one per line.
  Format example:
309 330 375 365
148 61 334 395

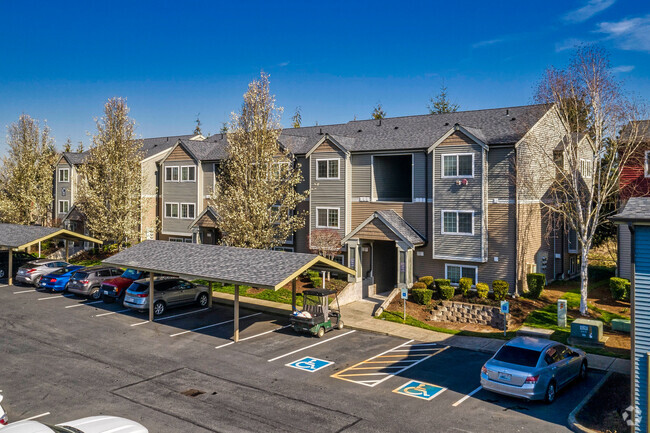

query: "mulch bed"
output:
576 372 631 433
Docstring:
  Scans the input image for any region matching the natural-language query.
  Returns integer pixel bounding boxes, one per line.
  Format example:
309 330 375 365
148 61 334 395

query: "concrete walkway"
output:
212 292 630 374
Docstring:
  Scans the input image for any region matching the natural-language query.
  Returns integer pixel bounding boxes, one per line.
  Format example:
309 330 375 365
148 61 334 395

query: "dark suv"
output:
67 265 123 300
0 251 37 280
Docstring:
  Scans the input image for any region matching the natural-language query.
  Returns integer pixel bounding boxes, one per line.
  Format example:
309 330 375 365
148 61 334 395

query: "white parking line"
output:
169 312 262 337
21 412 50 421
37 294 75 301
65 300 103 309
215 324 292 349
0 284 8 288
13 289 36 294
452 386 483 407
130 308 211 327
95 309 130 317
267 330 356 362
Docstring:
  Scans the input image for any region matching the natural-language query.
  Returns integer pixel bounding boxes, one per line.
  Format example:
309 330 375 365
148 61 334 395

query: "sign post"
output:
401 287 409 322
557 299 567 328
500 300 510 336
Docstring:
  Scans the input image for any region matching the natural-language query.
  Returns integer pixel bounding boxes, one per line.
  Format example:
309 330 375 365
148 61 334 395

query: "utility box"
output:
611 318 631 333
568 318 607 347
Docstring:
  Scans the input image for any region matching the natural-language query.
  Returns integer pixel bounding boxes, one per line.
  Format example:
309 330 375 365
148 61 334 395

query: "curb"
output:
567 370 612 433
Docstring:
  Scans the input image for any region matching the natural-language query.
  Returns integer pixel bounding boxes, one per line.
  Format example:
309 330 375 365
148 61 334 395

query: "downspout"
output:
514 147 519 296
422 150 430 248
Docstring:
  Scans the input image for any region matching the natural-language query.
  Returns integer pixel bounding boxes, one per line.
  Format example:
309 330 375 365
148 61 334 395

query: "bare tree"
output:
0 114 57 226
523 45 646 314
211 72 308 249
76 98 144 248
63 138 73 152
308 229 342 260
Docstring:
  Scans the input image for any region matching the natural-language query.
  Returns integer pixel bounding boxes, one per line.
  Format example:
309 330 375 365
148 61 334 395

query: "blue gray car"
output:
480 336 588 403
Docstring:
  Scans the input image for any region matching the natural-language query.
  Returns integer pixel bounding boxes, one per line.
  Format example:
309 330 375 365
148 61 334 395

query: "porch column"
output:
234 284 240 342
208 281 213 308
149 272 154 322
7 249 13 286
291 278 297 312
346 239 361 283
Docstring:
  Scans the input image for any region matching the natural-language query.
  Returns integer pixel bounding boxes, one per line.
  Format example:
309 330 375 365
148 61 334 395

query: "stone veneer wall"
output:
429 300 513 328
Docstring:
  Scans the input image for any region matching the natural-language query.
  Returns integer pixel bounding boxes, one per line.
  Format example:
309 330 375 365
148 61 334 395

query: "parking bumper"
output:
480 376 544 400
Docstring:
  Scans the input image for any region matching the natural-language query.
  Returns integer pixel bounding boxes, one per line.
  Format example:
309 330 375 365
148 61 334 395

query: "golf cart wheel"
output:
544 381 556 404
153 301 165 316
197 293 208 307
316 327 325 338
579 361 588 380
337 320 344 330
90 287 101 300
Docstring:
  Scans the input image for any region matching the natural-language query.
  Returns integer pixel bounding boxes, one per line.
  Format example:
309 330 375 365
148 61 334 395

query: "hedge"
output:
492 280 509 301
434 279 451 291
476 283 489 299
610 277 631 301
459 277 472 297
412 288 434 305
411 282 428 291
311 277 322 288
418 276 434 289
439 285 455 300
526 273 546 299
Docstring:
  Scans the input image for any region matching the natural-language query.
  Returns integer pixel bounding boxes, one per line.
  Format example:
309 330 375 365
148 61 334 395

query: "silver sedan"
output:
480 336 588 403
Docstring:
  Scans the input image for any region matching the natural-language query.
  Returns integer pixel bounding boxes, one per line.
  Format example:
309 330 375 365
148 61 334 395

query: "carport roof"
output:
103 240 355 290
0 223 103 249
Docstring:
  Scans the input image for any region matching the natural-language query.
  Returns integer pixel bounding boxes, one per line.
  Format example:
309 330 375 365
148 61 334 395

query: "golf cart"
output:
290 288 343 338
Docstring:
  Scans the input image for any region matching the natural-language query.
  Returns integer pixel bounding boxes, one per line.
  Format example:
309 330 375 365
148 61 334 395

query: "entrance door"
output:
372 241 397 293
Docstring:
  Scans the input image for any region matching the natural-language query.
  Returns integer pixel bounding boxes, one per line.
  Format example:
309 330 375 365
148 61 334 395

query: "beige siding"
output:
355 219 402 242
167 145 193 161
351 202 427 234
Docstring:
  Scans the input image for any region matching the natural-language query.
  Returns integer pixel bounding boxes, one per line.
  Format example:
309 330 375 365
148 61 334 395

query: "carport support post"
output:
149 272 154 322
292 278 297 312
65 240 69 262
7 248 12 286
208 281 213 308
234 284 240 342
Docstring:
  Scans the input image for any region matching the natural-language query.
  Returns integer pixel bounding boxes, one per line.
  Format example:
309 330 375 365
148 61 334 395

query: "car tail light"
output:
79 280 89 284
0 413 7 425
26 268 37 273
49 278 57 283
525 375 539 384
481 366 488 374
133 293 148 298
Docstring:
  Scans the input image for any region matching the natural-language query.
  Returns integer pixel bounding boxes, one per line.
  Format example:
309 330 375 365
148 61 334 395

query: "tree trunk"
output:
579 248 589 315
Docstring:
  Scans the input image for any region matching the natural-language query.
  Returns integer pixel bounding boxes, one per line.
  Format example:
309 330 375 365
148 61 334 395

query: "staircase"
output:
47 245 85 260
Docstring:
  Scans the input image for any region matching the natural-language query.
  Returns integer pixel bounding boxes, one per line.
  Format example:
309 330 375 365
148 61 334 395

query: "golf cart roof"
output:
302 288 336 296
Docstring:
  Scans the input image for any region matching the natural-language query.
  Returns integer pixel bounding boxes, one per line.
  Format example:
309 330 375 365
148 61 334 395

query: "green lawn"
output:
206 282 303 307
69 258 104 267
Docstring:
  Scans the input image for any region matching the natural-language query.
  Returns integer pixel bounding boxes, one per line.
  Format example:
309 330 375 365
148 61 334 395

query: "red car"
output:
100 268 145 303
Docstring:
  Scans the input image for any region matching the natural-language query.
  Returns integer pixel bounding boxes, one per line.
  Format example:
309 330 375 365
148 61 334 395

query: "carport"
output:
0 223 103 285
102 240 355 342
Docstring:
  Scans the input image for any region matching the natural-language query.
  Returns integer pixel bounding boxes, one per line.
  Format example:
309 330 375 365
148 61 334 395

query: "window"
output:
58 200 69 214
645 150 650 178
165 166 179 182
58 168 69 183
165 202 179 218
580 159 593 178
169 237 185 242
442 154 473 178
441 211 473 235
273 246 294 252
373 154 412 202
445 264 477 285
568 228 578 253
180 203 196 219
316 207 339 228
181 166 196 182
316 159 339 179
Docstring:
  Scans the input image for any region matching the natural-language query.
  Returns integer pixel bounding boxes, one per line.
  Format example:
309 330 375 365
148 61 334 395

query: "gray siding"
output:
619 224 632 279
488 146 515 201
413 152 427 199
161 159 198 235
296 156 309 194
351 154 371 199
202 162 215 198
55 162 72 218
310 148 347 240
634 226 650 430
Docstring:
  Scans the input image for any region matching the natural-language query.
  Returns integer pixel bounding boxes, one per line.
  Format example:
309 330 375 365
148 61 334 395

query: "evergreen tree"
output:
194 114 202 135
63 137 72 152
428 84 459 114
291 107 302 128
371 103 386 119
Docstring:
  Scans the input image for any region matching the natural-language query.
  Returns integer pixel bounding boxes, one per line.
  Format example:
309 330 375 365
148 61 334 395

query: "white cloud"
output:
596 15 650 52
555 38 589 52
278 61 290 67
563 0 616 23
472 38 506 49
610 65 634 73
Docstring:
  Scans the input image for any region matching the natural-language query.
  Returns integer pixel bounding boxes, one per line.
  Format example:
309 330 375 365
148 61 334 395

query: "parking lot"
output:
0 282 603 432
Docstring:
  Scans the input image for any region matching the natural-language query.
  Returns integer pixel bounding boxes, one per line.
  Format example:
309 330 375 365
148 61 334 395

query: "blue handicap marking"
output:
393 380 446 401
286 356 334 373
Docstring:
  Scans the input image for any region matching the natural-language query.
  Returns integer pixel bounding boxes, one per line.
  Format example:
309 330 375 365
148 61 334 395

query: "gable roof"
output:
141 134 198 159
341 209 426 248
0 223 102 249
611 197 650 224
60 151 89 166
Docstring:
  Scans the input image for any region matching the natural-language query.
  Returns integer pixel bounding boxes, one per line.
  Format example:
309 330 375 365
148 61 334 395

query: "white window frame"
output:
441 153 474 178
165 166 179 182
58 200 69 214
58 168 69 183
180 165 196 182
315 207 340 229
180 203 196 219
445 264 478 286
441 210 474 235
645 150 650 178
315 158 340 180
164 202 179 218
580 159 593 179
272 161 291 179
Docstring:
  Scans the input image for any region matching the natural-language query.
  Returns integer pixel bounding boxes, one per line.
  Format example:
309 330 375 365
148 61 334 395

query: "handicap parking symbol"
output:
393 380 446 401
286 356 334 373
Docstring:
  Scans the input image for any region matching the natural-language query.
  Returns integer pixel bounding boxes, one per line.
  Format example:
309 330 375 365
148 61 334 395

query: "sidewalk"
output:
212 292 630 374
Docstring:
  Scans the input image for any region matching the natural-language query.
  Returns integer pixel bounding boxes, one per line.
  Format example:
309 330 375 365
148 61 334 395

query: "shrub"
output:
434 279 451 291
610 277 631 301
439 285 455 300
412 282 428 291
492 280 509 300
526 273 546 299
476 283 489 299
418 276 434 289
459 278 472 297
311 277 322 288
412 288 434 305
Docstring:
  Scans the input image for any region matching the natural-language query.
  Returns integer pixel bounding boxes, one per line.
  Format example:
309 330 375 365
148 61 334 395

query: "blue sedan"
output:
39 265 85 292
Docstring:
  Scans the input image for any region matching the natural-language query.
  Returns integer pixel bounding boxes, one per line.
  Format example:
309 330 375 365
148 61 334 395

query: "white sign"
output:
401 288 409 300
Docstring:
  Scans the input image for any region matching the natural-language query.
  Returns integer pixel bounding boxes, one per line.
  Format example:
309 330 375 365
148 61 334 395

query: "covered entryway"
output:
342 210 424 293
103 240 355 342
189 206 221 245
0 223 103 285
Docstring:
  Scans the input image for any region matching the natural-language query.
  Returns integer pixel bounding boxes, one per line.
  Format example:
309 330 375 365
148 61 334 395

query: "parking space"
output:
0 283 603 432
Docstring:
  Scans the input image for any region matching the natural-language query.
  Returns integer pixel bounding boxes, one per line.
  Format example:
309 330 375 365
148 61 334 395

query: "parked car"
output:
1 416 147 432
38 265 85 292
480 336 588 403
15 260 70 287
123 277 209 316
0 251 37 280
100 268 145 304
67 266 123 300
0 393 7 428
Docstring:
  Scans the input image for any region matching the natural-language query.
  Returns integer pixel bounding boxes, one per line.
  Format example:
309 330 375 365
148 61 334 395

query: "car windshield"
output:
128 282 148 293
122 269 143 280
72 272 88 280
493 346 541 367
51 267 76 275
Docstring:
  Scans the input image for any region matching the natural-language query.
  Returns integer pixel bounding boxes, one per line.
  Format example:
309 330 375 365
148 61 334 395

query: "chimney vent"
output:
319 128 323 135
505 109 509 116
376 119 382 127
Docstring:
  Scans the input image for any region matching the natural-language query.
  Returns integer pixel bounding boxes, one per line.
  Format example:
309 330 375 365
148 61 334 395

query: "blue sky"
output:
1 0 649 152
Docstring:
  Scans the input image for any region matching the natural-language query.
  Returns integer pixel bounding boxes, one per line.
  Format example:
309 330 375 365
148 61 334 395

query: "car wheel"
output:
544 381 556 404
316 327 325 338
579 361 588 380
33 276 42 287
153 301 165 316
90 288 101 300
337 320 344 330
197 293 208 307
